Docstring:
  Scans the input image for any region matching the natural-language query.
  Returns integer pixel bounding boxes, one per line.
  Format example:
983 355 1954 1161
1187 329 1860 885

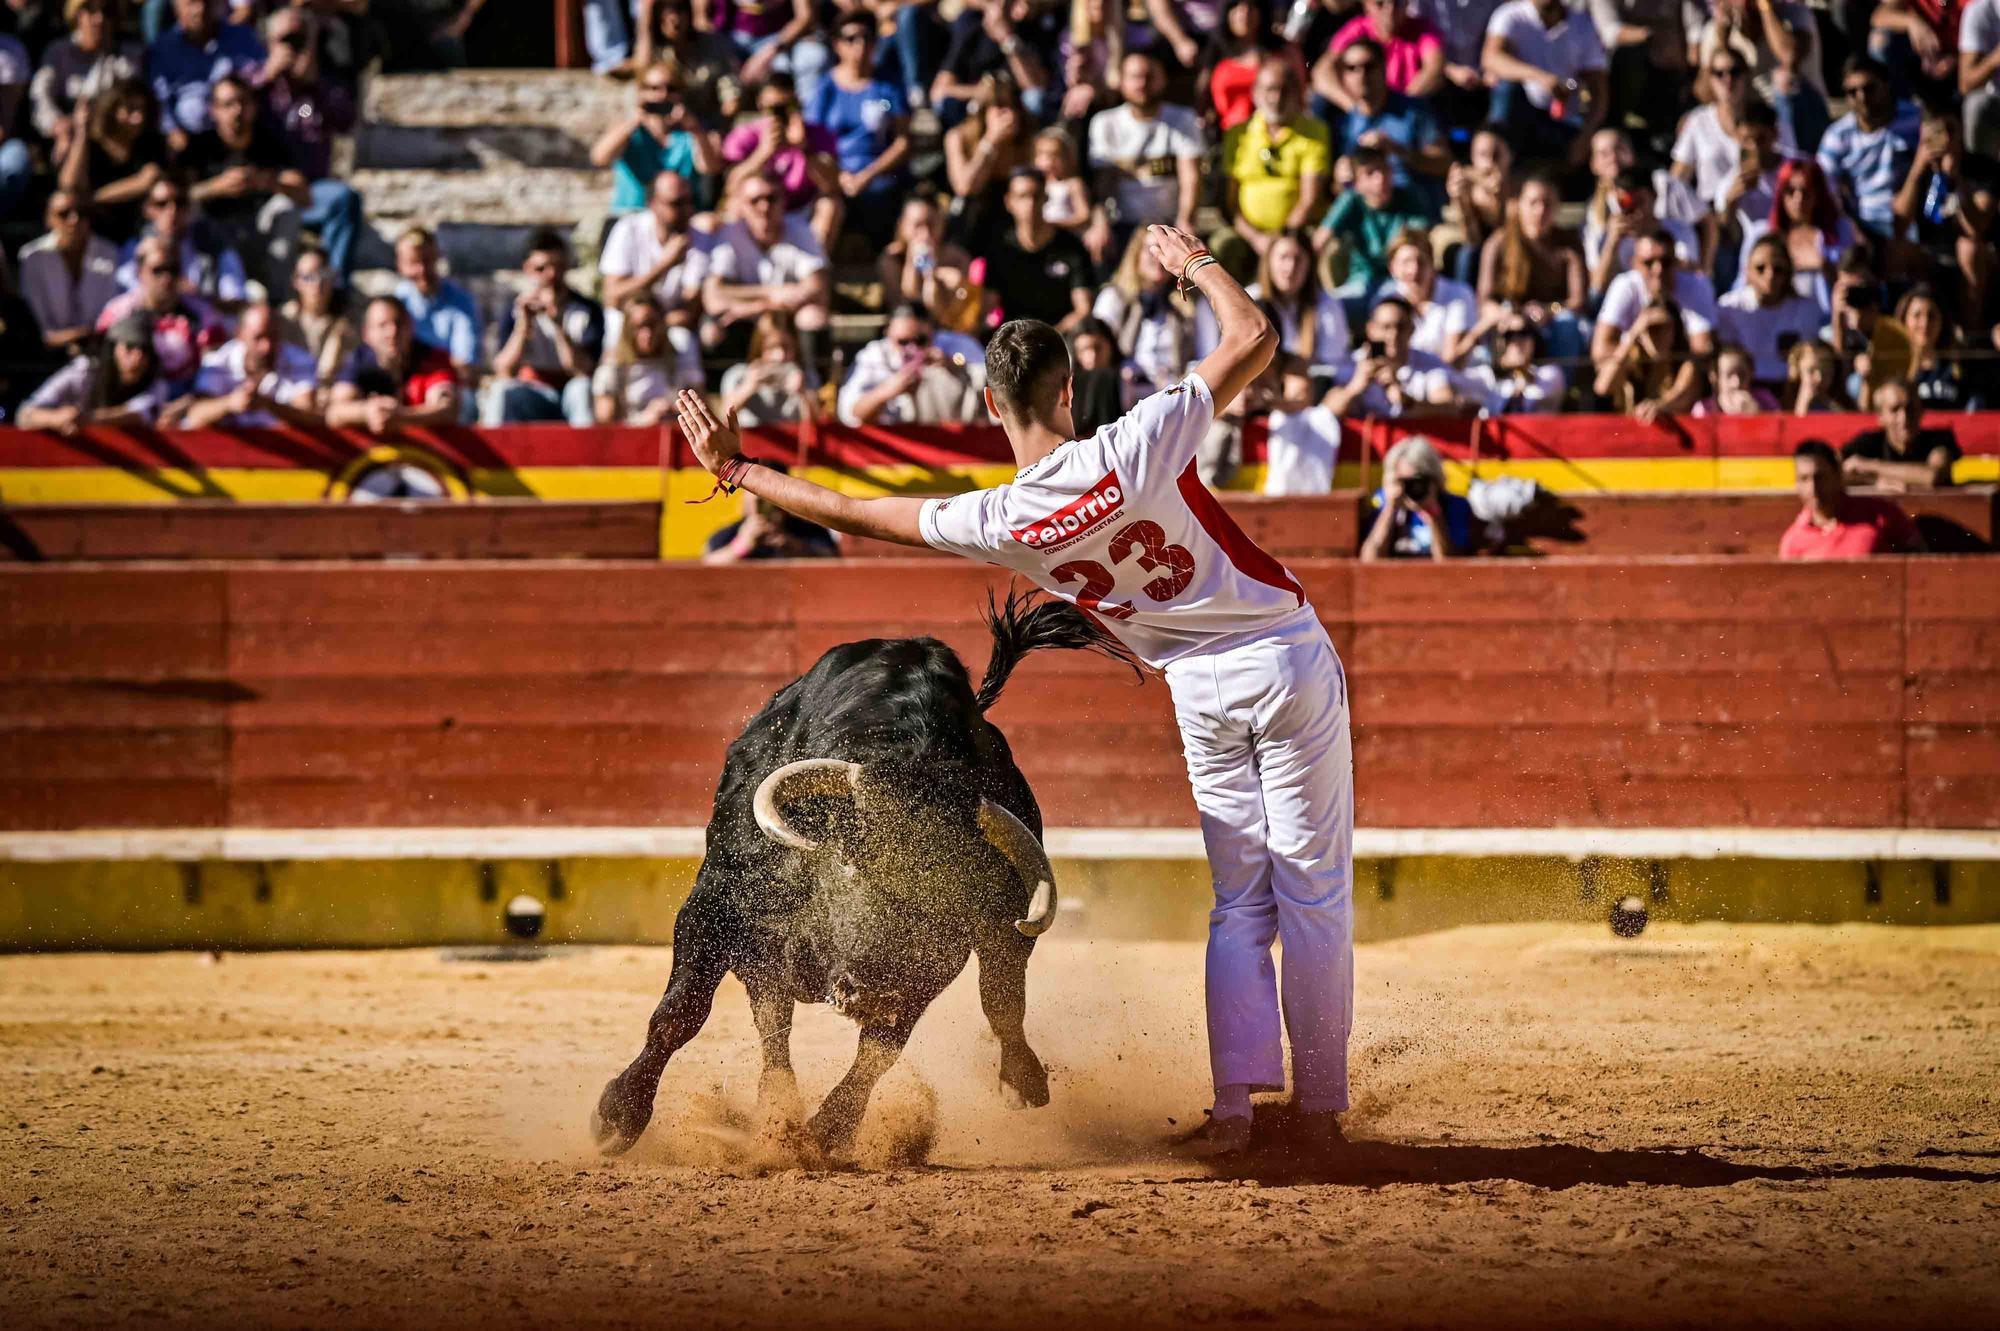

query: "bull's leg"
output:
591 911 732 1157
806 1016 917 1158
740 973 803 1134
974 925 1049 1108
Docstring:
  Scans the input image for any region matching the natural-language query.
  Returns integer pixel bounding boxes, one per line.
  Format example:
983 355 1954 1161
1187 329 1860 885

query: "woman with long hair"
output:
1896 284 1980 411
1382 227 1479 364
1477 172 1586 361
594 292 705 425
57 77 166 244
718 311 820 428
1784 338 1847 415
1593 300 1696 422
29 0 142 166
17 313 167 433
279 245 356 402
1440 125 1512 286
1736 157 1857 314
877 195 980 334
1092 226 1194 394
1194 228 1353 375
943 71 1035 248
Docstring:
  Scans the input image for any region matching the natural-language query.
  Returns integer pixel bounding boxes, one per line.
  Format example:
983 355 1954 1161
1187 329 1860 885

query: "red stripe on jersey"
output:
1175 459 1305 606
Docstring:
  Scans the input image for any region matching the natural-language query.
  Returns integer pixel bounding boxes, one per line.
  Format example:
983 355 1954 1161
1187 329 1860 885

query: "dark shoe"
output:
1294 1110 1346 1154
1183 1112 1253 1158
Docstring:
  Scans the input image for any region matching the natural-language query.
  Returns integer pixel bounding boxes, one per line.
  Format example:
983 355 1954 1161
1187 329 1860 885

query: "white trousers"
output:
1164 612 1355 1114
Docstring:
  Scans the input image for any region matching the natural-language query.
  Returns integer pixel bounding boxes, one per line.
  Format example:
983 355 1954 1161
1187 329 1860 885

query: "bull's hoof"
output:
998 1047 1050 1108
591 1078 655 1157
806 1106 860 1161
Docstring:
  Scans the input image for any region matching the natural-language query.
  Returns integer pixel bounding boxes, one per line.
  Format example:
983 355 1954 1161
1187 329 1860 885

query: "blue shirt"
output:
1816 103 1920 235
611 126 701 214
1368 488 1475 557
1340 93 1444 206
393 278 483 368
148 22 265 135
805 77 905 183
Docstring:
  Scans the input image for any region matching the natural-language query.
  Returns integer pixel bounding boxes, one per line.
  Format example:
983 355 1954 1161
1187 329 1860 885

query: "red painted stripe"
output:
1175 459 1305 607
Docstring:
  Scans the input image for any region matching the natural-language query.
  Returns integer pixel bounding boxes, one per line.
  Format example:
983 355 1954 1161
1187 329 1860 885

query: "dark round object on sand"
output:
504 893 546 941
1610 895 1649 938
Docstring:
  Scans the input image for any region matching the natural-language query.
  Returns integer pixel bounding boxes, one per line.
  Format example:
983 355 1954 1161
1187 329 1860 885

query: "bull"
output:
592 590 1138 1159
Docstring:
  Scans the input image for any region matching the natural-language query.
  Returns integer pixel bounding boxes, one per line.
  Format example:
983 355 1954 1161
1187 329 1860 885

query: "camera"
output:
1400 475 1432 502
1364 338 1387 360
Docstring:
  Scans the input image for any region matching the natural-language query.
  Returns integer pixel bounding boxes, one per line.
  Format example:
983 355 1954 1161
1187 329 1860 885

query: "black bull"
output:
592 591 1139 1158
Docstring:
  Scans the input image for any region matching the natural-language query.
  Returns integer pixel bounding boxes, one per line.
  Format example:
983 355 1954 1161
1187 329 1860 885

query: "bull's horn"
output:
753 759 861 851
978 800 1058 937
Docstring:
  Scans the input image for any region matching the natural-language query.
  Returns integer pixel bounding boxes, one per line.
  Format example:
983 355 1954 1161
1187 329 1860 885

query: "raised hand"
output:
1143 224 1203 281
675 388 742 473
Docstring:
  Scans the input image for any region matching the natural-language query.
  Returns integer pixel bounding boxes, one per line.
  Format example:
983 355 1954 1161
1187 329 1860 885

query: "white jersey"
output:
920 371 1311 668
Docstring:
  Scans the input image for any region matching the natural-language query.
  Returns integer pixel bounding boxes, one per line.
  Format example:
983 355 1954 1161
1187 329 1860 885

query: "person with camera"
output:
1322 295 1471 419
1359 434 1474 560
483 228 604 426
835 302 983 427
592 62 722 219
721 74 844 249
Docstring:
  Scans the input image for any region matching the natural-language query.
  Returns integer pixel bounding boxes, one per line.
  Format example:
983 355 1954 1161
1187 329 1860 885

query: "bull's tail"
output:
975 586 1142 712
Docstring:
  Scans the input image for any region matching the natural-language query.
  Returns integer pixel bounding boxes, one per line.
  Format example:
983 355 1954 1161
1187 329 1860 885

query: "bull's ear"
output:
753 760 862 851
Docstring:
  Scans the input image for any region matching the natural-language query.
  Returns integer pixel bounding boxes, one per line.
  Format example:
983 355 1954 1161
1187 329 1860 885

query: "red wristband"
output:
688 456 759 506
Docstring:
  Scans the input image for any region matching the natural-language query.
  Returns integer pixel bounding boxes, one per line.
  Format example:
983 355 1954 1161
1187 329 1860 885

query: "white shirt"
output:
1964 0 2000 96
1582 212 1700 277
921 372 1311 668
836 335 984 426
190 339 319 426
1465 361 1567 414
1087 102 1206 226
1092 285 1192 392
17 232 122 338
1485 0 1608 122
703 216 827 290
1715 286 1823 383
1395 276 1479 360
1330 348 1470 417
1263 404 1344 495
599 211 707 316
1596 268 1718 340
1672 105 1740 209
591 349 704 421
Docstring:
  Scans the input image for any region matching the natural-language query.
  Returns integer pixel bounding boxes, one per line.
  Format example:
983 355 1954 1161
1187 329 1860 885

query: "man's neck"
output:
1014 216 1051 248
1128 99 1160 121
1007 419 1071 470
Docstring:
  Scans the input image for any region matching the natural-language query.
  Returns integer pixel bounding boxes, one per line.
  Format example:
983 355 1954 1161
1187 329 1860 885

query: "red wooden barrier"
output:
3 559 1995 832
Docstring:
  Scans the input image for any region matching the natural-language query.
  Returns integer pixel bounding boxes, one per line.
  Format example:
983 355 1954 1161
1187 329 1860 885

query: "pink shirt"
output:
1778 498 1916 560
1328 15 1443 95
722 121 840 212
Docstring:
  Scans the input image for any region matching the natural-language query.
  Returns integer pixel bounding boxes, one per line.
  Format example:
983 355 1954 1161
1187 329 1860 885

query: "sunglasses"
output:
145 263 179 276
743 193 779 208
1341 60 1376 73
51 205 79 220
148 195 186 210
640 81 673 94
1843 82 1878 98
836 28 872 42
1709 66 1740 79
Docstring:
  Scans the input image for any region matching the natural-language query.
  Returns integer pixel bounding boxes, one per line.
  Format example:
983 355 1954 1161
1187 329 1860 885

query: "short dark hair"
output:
524 227 569 263
1843 54 1890 86
1370 294 1415 321
1793 439 1839 471
886 301 931 327
1738 98 1778 131
1007 165 1047 190
986 319 1071 425
365 294 411 324
1350 144 1390 172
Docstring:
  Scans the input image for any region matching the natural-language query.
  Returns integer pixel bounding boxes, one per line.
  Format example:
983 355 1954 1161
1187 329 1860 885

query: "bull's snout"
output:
826 971 903 1029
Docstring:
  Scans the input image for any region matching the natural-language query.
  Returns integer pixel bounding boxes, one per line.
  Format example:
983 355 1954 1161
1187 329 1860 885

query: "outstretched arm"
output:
675 390 930 546
1142 224 1278 414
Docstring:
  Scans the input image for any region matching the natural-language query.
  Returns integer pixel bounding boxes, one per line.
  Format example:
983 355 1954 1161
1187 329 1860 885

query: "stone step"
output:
350 166 612 228
363 70 628 139
353 122 595 172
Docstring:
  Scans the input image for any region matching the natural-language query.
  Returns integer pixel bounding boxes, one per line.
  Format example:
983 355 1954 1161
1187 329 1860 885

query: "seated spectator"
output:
1476 171 1586 360
943 71 1035 249
279 244 355 398
1593 294 1699 421
734 2 833 104
484 228 604 426
700 173 831 363
180 302 319 428
17 313 171 432
1672 49 1785 215
931 0 1052 123
1378 227 1477 364
1212 57 1330 277
150 0 264 145
1314 0 1445 109
807 13 908 247
703 487 839 564
984 167 1094 329
1867 0 1954 101
60 77 166 244
718 310 819 428
1360 434 1474 560
1067 314 1126 438
326 295 461 434
1692 0 1825 153
114 173 248 311
836 302 983 426
1092 228 1194 394
1261 354 1345 495
255 7 362 281
1463 311 1567 412
18 189 121 354
1439 124 1512 285
632 0 742 127
1195 0 1277 132
1842 378 1961 488
1717 235 1822 385
1713 100 1786 287
180 75 309 297
1088 50 1204 241
1481 0 1608 166
1824 252 1913 405
1739 158 1858 317
1325 295 1471 418
723 73 843 249
1593 226 1718 368
1325 37 1449 215
1593 0 1688 149
1818 55 1920 242
1200 228 1352 376
30 0 142 167
1319 145 1432 298
1785 336 1847 413
1587 126 1705 237
601 170 706 353
1968 0 2000 157
879 195 980 334
1585 168 1700 299
1893 104 1996 321
1033 127 1093 236
392 225 481 384
1781 439 1921 559
94 233 222 384
1896 284 1982 411
593 292 704 426
1694 344 1780 415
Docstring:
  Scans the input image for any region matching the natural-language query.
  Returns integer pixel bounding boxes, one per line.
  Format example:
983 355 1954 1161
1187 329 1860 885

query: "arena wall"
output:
6 557 1997 833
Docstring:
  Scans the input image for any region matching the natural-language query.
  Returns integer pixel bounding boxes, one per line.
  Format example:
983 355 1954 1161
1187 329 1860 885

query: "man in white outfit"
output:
674 225 1352 1155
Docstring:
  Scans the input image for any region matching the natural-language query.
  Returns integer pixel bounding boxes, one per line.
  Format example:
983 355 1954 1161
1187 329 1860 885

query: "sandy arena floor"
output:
2 923 1997 1329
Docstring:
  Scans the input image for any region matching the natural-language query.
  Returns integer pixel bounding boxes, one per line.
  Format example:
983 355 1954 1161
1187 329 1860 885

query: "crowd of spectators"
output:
2 0 1993 550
